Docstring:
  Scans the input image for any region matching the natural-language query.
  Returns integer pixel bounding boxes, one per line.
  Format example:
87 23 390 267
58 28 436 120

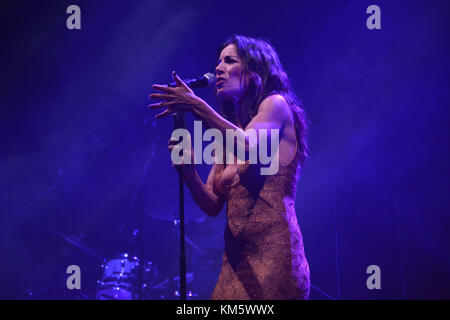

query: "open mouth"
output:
216 77 226 86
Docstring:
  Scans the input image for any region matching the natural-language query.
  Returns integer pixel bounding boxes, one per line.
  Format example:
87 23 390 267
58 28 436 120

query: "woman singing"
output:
149 35 310 299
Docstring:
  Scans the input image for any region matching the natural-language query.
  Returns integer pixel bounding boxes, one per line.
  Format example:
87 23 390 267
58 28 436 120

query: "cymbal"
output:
48 227 103 261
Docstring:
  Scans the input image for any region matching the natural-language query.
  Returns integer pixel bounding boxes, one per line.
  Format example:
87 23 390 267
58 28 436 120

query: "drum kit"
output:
95 252 197 300
41 203 212 300
21 134 219 300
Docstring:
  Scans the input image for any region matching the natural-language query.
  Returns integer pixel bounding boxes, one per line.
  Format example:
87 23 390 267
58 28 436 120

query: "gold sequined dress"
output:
210 142 310 300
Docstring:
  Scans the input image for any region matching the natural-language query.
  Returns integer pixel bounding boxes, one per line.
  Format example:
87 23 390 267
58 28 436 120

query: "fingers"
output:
155 108 172 119
152 84 174 93
168 139 195 173
148 102 163 109
172 71 188 89
168 142 182 155
168 144 183 170
149 93 174 100
148 99 180 110
149 71 190 118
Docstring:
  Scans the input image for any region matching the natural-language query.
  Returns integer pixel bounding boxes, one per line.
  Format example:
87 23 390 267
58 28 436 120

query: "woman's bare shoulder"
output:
258 94 290 114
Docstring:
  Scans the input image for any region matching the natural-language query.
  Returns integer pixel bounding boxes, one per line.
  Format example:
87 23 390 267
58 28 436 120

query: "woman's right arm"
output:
168 138 224 216
182 164 224 217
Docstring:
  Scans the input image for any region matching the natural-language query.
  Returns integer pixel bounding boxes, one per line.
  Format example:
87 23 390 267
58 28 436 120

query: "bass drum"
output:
96 253 139 300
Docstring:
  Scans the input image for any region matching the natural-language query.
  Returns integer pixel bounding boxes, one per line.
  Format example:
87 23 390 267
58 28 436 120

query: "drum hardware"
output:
147 272 196 300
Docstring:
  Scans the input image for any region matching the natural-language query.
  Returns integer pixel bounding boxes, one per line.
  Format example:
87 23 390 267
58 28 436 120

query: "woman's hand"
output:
168 136 195 177
149 71 202 119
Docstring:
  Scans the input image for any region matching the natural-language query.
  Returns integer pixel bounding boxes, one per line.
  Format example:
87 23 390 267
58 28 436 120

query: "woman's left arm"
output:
149 71 239 132
149 71 290 157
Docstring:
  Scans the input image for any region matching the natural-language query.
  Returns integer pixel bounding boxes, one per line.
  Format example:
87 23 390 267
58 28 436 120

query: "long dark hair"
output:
217 34 309 166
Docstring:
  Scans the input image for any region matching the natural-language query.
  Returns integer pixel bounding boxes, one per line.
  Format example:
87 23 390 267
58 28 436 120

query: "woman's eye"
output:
217 57 237 66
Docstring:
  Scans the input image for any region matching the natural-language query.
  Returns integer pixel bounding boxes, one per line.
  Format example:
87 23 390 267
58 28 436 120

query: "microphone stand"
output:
168 77 215 300
173 112 187 300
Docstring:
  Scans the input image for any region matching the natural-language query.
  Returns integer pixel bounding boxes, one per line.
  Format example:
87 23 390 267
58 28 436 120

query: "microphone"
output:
167 72 216 89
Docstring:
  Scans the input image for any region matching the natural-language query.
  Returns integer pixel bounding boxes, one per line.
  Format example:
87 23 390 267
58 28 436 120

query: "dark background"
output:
0 0 449 299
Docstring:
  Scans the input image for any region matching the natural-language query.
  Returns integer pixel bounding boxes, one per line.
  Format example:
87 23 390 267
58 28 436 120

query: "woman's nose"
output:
215 64 224 76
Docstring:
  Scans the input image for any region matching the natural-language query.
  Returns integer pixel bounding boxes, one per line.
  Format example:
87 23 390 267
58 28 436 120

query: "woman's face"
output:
215 44 246 102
